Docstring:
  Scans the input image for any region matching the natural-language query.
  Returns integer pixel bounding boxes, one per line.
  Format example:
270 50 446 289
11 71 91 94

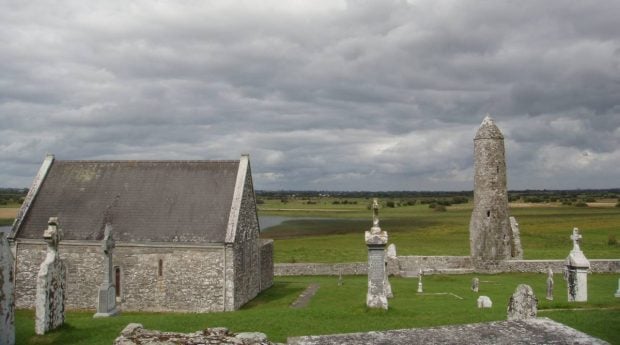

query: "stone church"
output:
8 154 273 312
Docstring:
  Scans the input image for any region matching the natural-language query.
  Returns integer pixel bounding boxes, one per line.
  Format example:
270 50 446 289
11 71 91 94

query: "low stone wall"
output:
493 259 620 274
274 257 620 276
275 262 367 276
396 256 473 276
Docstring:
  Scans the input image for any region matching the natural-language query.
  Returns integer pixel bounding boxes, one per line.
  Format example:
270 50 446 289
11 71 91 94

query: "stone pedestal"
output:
366 229 388 309
564 228 590 302
94 224 119 318
1 233 15 345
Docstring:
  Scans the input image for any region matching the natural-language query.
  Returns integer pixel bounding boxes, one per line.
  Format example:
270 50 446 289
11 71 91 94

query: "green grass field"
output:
15 274 620 344
259 198 620 263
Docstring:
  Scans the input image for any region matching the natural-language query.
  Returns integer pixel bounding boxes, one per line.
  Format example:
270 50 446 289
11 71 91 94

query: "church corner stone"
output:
35 217 67 335
365 199 388 309
1 232 15 345
94 223 119 318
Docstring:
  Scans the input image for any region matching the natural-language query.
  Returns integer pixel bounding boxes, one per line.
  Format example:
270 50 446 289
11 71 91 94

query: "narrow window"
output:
115 267 121 297
496 166 499 174
158 259 163 277
486 210 491 217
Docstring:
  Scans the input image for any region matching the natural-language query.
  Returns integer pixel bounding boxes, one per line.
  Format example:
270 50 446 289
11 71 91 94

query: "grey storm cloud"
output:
1 0 619 190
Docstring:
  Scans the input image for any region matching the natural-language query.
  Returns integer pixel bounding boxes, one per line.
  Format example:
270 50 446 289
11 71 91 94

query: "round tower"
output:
469 115 512 263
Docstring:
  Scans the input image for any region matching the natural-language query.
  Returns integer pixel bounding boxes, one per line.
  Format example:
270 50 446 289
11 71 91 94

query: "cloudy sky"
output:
1 1 619 191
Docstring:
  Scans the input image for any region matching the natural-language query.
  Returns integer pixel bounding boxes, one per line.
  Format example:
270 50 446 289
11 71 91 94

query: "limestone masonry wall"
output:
274 257 620 276
231 166 263 310
15 242 226 312
260 240 274 290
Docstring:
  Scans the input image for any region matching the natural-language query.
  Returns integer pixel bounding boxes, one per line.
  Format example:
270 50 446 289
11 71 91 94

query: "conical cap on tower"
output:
475 115 504 140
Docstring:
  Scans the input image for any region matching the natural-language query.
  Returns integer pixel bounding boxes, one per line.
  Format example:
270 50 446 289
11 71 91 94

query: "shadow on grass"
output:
242 281 308 309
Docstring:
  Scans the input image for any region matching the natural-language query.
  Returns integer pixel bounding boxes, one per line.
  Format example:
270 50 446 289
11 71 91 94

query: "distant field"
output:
259 198 620 263
0 207 18 226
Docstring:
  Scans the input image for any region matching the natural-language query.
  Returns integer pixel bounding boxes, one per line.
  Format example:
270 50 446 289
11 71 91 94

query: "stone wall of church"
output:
14 242 227 312
260 239 274 290
231 167 263 310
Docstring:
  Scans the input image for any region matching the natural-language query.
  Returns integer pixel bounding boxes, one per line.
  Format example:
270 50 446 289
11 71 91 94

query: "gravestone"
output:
94 224 119 317
509 216 524 259
615 278 620 298
546 267 554 301
564 228 590 302
35 217 66 335
384 263 393 298
386 243 399 277
1 232 15 345
471 277 479 292
477 296 492 308
507 284 537 320
417 269 423 293
365 199 388 309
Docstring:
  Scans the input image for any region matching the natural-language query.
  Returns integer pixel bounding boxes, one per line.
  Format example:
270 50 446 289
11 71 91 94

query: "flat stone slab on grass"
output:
287 318 609 345
290 283 320 309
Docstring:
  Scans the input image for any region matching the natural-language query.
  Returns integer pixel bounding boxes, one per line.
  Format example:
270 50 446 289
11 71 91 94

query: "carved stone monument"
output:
471 277 479 292
509 216 524 259
615 278 620 298
35 217 66 335
507 284 537 320
417 269 423 293
365 199 388 309
546 267 554 301
564 228 590 302
1 232 15 345
94 224 119 317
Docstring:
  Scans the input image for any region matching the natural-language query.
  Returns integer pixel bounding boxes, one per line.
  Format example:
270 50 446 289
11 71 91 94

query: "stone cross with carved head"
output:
570 227 582 252
372 198 380 228
43 217 61 253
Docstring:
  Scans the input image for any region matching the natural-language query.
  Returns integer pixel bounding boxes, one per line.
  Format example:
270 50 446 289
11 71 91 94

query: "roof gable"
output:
15 159 241 243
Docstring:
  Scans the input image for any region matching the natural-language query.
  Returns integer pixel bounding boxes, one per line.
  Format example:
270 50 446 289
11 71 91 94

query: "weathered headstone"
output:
509 216 524 259
386 243 399 277
337 272 343 286
507 284 537 320
471 277 479 292
417 269 423 293
564 227 590 302
477 295 492 308
35 217 66 335
365 199 388 309
114 324 277 345
546 267 554 301
1 232 15 345
615 278 620 298
94 224 119 317
384 263 393 298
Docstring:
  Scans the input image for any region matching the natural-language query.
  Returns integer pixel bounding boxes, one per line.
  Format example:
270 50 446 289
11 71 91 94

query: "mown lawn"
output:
259 199 620 263
15 274 620 344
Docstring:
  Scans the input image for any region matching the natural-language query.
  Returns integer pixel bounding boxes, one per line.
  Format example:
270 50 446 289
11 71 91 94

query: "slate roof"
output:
16 160 240 243
475 115 504 140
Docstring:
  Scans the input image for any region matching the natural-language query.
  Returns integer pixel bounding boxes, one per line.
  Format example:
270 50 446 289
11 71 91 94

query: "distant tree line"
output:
0 188 28 205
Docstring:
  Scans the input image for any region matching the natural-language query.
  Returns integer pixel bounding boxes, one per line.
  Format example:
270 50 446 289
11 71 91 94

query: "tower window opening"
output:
497 166 499 174
115 267 121 297
486 210 491 217
158 259 163 277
